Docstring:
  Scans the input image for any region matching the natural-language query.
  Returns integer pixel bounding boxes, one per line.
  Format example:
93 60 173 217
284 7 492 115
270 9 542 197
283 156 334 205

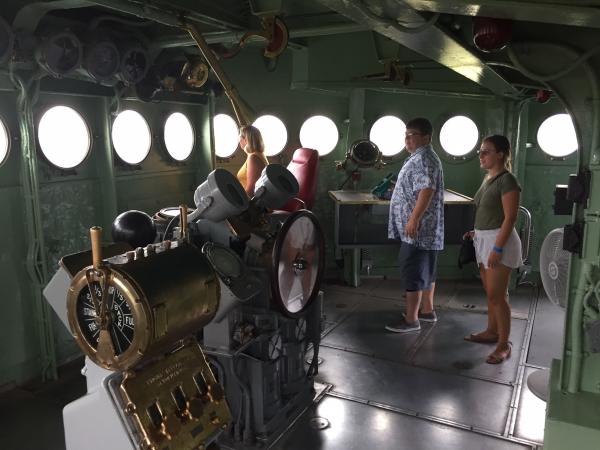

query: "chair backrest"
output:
281 148 319 211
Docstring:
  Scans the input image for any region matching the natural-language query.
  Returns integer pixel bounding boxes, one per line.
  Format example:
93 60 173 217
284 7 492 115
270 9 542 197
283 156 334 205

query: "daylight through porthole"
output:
164 112 194 161
214 113 239 158
253 114 287 157
38 105 90 169
0 118 8 166
112 110 151 165
369 116 406 156
299 115 338 156
537 113 578 157
439 115 479 157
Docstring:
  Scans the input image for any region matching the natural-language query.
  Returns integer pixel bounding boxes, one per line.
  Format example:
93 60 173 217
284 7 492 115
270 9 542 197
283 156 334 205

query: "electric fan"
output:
528 227 570 401
539 228 570 307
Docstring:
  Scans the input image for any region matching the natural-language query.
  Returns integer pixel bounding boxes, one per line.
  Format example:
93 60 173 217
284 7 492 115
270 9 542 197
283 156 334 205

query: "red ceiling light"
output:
536 89 553 103
473 17 513 53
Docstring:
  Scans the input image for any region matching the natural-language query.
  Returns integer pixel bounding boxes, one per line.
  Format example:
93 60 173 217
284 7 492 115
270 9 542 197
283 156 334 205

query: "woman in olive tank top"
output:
237 125 269 196
464 135 522 364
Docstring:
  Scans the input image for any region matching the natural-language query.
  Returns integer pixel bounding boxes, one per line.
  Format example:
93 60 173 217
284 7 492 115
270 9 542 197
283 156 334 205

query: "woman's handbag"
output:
458 237 476 268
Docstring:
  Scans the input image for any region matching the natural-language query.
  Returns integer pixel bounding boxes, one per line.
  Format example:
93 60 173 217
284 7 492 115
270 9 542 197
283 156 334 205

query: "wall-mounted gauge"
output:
84 38 120 83
35 30 82 77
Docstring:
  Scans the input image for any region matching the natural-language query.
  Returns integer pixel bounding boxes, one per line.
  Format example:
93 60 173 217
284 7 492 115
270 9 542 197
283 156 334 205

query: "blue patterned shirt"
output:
388 144 444 250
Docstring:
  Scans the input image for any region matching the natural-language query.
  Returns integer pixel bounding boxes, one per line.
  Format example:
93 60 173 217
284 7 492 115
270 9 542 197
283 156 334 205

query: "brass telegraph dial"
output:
68 264 150 371
66 226 220 371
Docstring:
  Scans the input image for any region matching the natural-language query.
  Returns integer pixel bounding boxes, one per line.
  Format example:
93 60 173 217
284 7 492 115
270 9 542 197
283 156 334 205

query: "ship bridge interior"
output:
1 1 600 450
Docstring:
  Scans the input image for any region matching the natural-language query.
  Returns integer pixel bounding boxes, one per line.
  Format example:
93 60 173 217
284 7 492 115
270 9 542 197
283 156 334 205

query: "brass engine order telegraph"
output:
64 224 231 449
66 225 219 371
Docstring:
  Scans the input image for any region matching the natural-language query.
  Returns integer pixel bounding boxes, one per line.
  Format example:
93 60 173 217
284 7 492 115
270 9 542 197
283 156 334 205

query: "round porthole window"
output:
369 116 406 156
112 110 151 165
439 115 479 157
38 106 90 169
299 115 339 156
0 118 8 166
537 113 578 157
164 112 194 161
253 114 287 157
214 113 239 158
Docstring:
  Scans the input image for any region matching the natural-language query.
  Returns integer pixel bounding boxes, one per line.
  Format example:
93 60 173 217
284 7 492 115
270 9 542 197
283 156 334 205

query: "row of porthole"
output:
215 112 579 159
0 106 196 169
0 107 579 169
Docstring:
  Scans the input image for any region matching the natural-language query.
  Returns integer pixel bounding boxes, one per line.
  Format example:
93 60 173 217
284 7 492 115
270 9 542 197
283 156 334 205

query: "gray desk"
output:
328 189 474 286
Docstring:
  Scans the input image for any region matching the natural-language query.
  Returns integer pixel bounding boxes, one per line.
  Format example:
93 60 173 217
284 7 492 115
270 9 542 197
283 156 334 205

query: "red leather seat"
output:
280 148 319 212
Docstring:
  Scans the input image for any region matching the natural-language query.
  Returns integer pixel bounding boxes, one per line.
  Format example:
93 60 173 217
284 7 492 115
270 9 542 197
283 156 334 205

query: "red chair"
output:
280 148 319 212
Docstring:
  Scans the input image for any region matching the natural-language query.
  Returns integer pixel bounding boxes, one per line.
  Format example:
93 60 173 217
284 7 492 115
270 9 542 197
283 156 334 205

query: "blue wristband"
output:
493 246 503 254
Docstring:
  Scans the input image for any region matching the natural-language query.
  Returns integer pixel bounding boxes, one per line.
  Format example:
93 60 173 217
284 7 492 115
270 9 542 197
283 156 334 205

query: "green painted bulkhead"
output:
0 28 575 387
1 2 600 446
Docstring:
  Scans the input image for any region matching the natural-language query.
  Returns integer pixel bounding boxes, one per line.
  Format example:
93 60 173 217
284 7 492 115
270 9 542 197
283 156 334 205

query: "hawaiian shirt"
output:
388 144 444 250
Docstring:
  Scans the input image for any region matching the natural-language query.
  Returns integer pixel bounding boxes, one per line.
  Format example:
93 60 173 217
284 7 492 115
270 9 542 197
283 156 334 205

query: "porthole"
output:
214 113 239 158
164 112 194 161
0 118 8 166
439 115 479 157
299 115 339 156
38 106 90 169
253 114 287 157
537 113 578 157
112 110 151 165
369 116 406 157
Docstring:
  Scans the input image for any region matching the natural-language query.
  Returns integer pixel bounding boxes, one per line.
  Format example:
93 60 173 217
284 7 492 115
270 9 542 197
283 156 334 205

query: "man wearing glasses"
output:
386 118 444 333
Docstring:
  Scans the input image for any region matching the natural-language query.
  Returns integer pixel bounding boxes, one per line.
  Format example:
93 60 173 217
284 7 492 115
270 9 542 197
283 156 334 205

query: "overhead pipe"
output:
154 23 368 48
90 0 244 31
184 21 255 126
9 67 58 381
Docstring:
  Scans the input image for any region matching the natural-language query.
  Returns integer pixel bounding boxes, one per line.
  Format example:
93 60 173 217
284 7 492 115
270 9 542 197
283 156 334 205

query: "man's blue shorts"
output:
398 242 439 292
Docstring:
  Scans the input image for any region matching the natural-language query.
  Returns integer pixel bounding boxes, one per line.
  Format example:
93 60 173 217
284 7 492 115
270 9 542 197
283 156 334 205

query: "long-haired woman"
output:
464 135 522 364
237 125 269 196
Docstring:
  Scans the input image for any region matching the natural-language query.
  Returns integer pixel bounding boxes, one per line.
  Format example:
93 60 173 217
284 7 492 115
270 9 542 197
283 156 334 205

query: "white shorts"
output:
474 228 522 269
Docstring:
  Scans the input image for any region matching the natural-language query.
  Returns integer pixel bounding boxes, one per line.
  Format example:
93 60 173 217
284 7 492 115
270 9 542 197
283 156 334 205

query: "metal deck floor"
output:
287 278 563 450
0 279 563 450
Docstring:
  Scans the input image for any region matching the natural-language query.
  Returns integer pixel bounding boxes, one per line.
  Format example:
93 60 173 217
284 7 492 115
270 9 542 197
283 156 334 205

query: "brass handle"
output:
179 205 188 241
90 226 103 270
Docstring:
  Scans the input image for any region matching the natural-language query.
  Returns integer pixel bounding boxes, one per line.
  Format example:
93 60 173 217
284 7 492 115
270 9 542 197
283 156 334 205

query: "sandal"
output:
486 342 512 364
464 331 498 344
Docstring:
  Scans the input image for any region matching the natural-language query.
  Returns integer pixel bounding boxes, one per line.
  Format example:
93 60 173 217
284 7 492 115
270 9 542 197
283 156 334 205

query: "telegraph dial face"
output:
67 268 149 371
75 281 135 356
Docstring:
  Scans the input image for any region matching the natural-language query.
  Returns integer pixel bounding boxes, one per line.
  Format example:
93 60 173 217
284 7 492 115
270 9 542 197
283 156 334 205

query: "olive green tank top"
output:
473 171 521 230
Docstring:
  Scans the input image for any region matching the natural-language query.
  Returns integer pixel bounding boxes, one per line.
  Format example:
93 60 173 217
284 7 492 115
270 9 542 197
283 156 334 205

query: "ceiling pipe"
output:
154 22 368 49
90 0 245 31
